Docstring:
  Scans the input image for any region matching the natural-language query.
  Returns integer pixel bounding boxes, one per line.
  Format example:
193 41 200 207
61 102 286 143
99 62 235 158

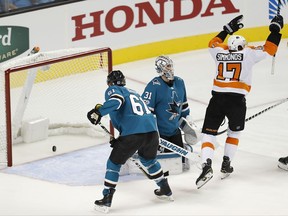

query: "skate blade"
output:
196 172 213 189
156 195 174 202
94 204 110 214
220 172 231 180
278 163 288 171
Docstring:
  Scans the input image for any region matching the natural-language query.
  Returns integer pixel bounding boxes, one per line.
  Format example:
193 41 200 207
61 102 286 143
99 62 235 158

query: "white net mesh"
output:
0 62 7 167
0 47 112 167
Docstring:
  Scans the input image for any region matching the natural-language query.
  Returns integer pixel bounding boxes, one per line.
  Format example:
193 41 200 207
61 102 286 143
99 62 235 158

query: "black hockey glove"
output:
87 104 102 125
109 137 118 148
269 15 283 33
223 15 244 35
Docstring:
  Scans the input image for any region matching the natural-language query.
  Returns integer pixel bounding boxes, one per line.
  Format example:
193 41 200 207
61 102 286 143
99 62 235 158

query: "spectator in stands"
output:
0 1 8 12
33 0 54 4
0 0 17 11
9 0 33 9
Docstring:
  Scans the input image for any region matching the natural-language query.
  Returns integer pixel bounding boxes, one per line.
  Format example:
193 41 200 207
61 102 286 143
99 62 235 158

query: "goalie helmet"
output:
155 55 174 81
228 35 247 51
107 70 126 86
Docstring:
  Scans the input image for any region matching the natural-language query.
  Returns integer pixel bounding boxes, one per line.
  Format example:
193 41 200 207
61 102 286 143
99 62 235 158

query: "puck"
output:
52 146 57 152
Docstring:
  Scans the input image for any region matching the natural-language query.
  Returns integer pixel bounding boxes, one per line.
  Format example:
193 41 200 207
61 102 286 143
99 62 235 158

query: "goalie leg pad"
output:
183 143 193 171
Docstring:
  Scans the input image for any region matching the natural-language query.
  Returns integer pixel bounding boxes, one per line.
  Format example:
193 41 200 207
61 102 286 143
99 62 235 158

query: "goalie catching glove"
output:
179 116 201 145
87 104 103 125
223 14 244 35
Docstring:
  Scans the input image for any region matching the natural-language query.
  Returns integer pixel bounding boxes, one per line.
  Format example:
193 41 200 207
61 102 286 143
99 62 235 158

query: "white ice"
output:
1 39 288 216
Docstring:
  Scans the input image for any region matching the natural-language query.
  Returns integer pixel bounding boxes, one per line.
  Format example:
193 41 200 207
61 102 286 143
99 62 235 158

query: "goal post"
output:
0 47 114 167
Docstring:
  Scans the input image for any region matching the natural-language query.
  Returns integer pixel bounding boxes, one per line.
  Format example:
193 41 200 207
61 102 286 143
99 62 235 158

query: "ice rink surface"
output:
1 39 288 216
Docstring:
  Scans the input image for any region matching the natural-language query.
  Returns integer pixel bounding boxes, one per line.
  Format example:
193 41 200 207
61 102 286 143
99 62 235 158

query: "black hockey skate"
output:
154 178 174 201
278 156 288 171
220 156 234 179
94 188 115 213
196 158 213 189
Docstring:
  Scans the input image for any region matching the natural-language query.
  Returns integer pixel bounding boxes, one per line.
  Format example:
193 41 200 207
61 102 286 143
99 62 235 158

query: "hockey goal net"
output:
0 47 113 167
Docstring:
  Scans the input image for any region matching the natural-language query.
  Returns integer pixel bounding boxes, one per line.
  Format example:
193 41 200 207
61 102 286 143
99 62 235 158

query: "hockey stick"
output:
98 122 201 168
12 46 41 140
98 122 168 178
158 138 200 166
271 0 281 75
27 46 40 56
217 97 288 135
98 122 113 139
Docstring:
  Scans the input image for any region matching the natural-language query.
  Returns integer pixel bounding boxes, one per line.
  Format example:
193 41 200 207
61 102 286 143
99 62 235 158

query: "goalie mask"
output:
155 55 174 81
107 70 126 86
228 35 247 51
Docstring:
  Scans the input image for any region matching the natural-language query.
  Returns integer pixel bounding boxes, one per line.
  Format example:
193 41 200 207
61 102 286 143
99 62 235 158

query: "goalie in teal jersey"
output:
87 70 173 213
142 55 200 170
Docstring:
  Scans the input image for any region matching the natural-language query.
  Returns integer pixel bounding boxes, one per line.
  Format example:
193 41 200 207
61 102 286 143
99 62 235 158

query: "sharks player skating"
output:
87 70 173 213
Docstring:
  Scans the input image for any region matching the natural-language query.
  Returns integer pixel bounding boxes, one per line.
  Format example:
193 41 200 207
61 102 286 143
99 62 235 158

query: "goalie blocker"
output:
179 117 201 145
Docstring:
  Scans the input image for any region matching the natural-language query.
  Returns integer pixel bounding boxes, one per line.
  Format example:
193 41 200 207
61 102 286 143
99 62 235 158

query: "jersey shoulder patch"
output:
174 76 183 82
152 78 161 86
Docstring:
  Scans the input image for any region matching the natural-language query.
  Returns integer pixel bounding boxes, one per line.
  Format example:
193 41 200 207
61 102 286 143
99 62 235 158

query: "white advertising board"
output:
0 0 287 62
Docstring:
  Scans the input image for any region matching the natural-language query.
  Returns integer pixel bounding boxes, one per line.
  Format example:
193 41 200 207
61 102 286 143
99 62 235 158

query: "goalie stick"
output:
98 122 169 179
158 138 201 167
99 122 201 169
217 97 288 135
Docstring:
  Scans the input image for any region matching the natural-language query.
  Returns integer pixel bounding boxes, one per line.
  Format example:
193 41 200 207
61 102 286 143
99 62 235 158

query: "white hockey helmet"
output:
228 35 247 51
155 55 174 80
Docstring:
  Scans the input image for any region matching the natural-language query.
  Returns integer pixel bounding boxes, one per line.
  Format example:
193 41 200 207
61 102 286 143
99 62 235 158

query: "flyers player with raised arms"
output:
195 14 284 189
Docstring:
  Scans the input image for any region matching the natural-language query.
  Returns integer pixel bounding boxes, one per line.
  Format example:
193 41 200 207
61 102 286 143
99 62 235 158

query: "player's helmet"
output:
155 55 174 80
228 35 247 51
107 70 126 86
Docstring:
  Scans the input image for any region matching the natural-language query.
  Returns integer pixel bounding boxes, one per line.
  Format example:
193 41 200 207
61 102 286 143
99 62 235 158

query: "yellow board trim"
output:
113 24 288 65
9 25 288 88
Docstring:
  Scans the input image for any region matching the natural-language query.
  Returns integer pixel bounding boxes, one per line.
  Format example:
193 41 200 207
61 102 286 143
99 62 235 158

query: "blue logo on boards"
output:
269 0 287 19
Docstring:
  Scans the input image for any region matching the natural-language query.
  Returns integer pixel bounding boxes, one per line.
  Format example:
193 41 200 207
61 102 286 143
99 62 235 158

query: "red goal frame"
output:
4 47 114 167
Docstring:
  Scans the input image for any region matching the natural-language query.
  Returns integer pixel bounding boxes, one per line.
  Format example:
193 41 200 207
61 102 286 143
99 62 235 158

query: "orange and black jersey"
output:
208 31 281 96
